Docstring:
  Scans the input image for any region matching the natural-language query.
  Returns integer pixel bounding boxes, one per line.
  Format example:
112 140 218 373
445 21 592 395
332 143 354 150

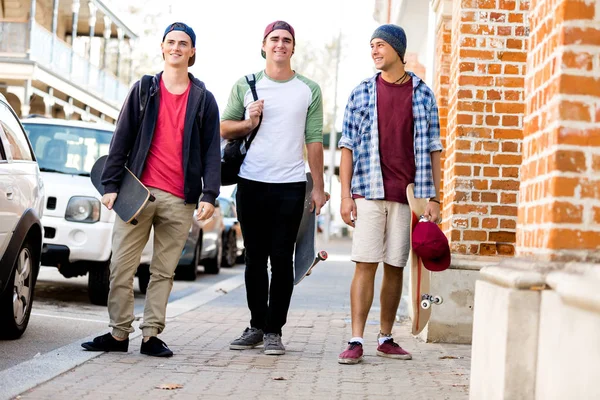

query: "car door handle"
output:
6 187 14 200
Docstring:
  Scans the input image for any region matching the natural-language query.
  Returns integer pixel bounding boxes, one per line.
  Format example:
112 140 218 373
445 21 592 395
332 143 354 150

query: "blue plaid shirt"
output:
338 72 443 199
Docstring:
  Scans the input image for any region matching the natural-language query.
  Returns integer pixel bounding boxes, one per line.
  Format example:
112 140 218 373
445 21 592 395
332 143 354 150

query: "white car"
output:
0 94 44 339
20 117 152 305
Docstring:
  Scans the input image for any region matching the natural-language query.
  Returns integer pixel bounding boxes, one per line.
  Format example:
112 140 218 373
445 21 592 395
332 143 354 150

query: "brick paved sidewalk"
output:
16 239 471 400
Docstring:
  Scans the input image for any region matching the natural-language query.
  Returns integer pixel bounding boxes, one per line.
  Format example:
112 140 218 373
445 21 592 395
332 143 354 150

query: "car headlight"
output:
65 196 101 223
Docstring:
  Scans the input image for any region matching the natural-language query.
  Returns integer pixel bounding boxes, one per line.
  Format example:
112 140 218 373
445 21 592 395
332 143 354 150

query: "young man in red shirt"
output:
337 24 442 364
82 22 221 357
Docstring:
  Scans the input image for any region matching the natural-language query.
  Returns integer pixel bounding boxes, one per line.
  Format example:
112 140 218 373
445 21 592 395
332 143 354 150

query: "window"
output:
22 123 113 176
0 102 33 161
219 198 235 218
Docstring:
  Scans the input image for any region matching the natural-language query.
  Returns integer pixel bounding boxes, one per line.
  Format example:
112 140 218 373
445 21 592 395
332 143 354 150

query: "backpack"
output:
221 74 262 186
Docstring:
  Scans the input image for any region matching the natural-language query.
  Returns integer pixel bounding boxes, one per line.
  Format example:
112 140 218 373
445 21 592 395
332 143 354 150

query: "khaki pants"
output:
108 188 195 338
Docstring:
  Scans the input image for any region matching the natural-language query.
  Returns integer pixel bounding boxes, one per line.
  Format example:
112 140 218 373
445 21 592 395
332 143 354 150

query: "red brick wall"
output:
444 0 529 256
434 16 452 208
517 0 600 262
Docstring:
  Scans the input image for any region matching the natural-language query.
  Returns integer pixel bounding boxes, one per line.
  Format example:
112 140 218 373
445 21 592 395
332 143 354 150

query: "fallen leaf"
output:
156 383 183 390
529 285 547 291
273 377 287 381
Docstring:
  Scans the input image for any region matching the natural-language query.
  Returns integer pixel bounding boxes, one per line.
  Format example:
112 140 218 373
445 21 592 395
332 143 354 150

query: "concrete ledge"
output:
418 268 478 344
449 254 503 271
469 280 540 400
546 272 600 314
480 266 546 290
416 254 504 344
536 288 600 400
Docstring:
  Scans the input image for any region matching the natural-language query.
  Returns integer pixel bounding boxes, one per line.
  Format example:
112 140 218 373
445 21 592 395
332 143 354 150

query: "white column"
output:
115 27 124 78
102 16 112 70
70 0 81 76
27 0 37 60
87 2 98 60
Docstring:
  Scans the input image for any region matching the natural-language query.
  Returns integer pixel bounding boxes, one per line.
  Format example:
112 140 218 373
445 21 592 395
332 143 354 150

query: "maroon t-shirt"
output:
376 74 415 204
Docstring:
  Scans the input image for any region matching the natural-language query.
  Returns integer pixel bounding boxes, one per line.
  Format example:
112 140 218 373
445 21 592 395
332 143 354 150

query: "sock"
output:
378 333 392 345
349 337 364 345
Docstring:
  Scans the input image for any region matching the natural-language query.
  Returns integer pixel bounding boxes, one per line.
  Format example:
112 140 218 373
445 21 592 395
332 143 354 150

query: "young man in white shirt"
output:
221 20 327 355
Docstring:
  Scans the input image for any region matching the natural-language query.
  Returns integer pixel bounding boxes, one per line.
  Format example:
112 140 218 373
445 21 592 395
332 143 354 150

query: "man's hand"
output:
101 193 118 210
310 188 328 215
340 197 357 227
247 99 264 130
423 201 441 224
196 202 215 221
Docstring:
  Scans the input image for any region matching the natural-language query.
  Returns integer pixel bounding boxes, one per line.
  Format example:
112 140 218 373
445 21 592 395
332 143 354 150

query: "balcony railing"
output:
0 21 128 106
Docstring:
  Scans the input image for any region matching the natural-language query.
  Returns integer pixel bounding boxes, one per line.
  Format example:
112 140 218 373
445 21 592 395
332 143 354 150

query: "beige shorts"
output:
351 198 412 268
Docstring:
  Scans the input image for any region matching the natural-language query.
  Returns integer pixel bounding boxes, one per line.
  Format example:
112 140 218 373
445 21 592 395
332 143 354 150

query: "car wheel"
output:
58 262 87 278
88 261 110 306
176 239 200 281
137 264 150 294
236 249 246 265
222 232 237 268
0 241 38 340
203 239 221 275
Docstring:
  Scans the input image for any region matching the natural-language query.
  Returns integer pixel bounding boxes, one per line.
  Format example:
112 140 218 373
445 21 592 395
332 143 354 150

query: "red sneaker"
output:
376 338 412 360
338 341 363 364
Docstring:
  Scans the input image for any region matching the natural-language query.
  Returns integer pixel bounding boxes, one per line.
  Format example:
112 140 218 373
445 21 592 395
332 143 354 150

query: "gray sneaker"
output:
230 327 264 350
263 333 285 355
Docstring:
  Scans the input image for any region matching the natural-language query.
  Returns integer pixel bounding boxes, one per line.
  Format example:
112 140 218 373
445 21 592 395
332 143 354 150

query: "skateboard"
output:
293 172 328 285
406 183 444 335
90 155 155 225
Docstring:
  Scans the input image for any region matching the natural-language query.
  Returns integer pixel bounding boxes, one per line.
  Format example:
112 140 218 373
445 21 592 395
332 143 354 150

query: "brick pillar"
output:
444 0 529 256
432 0 453 213
517 0 600 262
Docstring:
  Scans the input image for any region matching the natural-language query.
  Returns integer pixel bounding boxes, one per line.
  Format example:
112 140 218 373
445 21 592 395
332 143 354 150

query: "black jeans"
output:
236 177 306 335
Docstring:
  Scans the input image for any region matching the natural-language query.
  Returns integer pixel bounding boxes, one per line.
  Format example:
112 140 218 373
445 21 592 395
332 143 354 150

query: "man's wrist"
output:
429 197 440 204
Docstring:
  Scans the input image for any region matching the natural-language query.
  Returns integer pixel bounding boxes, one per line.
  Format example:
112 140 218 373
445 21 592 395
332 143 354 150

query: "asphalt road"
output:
0 263 244 371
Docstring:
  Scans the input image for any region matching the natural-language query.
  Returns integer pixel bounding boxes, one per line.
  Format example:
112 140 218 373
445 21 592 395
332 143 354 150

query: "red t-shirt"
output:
141 78 191 199
376 74 415 204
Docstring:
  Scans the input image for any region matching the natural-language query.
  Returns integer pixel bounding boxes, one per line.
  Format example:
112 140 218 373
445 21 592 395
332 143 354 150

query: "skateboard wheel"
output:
149 194 156 202
433 295 443 305
131 219 138 226
421 299 431 309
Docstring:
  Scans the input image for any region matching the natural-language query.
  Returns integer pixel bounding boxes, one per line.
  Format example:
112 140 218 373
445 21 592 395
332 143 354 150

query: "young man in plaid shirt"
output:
337 24 443 364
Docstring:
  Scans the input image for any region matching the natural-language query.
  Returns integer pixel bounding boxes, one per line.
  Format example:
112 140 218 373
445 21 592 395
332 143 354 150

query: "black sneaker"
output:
81 333 129 352
140 336 173 357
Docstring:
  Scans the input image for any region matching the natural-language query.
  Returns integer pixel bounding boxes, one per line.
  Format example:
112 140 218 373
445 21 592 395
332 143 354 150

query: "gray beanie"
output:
371 24 407 61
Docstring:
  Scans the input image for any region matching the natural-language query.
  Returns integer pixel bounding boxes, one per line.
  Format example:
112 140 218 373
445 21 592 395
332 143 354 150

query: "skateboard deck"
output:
293 172 327 285
90 155 154 225
407 183 432 336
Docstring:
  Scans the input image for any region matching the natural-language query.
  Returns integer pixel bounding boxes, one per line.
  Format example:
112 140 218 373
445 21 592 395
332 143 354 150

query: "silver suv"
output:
0 94 44 339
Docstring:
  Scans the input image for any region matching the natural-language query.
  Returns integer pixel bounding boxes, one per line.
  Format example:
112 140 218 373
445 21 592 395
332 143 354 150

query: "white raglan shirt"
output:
221 70 323 183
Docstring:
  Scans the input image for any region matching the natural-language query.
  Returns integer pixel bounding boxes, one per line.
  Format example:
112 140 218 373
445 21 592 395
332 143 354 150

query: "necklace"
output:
393 71 408 84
